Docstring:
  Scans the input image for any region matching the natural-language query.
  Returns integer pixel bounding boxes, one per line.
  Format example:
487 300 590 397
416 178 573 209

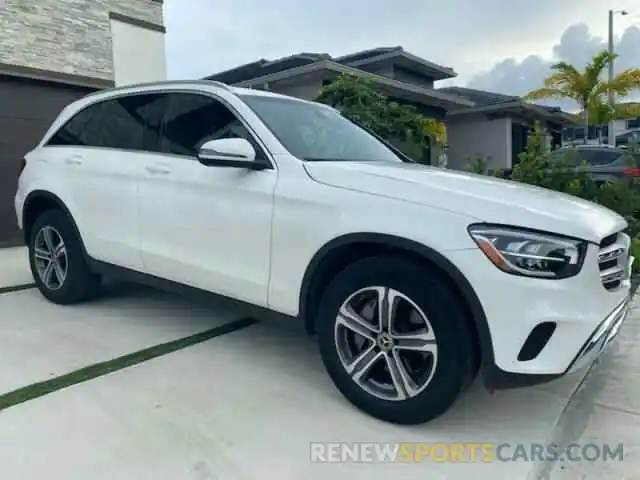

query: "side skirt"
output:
87 259 298 325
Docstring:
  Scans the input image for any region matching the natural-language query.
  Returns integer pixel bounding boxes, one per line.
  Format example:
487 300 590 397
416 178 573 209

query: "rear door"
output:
44 93 169 271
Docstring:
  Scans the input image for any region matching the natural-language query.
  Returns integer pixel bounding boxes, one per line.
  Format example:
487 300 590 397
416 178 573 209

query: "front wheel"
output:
316 256 479 425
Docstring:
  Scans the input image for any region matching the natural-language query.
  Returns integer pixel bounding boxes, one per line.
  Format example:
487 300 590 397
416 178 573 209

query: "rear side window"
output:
47 93 170 152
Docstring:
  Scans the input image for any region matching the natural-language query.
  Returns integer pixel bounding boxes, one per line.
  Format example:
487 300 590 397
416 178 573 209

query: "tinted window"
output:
132 94 170 152
48 104 99 146
553 149 621 166
98 94 169 151
162 93 263 158
239 94 402 163
48 93 169 152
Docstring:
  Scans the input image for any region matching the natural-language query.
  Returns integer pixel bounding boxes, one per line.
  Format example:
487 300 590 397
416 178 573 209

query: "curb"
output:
529 283 639 479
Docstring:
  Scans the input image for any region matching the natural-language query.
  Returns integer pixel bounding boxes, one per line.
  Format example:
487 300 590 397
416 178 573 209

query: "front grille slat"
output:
600 233 618 248
598 245 626 262
598 232 630 291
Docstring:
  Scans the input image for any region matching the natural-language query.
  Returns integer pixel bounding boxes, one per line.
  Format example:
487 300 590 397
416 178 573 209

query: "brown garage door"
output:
0 76 95 247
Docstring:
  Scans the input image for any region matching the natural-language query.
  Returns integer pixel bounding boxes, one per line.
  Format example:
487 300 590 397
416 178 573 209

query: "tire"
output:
316 255 478 425
28 209 101 305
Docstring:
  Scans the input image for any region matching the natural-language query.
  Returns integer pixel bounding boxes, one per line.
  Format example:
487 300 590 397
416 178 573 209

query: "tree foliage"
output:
586 100 640 126
315 75 447 159
468 122 640 244
523 50 640 129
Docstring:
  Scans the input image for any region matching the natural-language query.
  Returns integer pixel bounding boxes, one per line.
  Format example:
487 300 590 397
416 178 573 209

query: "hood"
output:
303 161 627 243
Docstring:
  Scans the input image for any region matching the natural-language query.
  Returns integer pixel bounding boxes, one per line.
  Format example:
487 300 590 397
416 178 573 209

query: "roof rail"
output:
84 79 232 98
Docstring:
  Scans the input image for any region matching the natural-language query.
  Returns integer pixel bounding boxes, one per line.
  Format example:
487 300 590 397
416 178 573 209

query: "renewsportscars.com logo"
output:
310 442 624 463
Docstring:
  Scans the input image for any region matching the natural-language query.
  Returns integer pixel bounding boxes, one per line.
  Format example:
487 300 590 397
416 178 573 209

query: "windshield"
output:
239 94 403 163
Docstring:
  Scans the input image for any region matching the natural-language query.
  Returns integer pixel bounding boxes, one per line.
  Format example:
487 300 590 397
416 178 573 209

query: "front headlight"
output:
468 224 588 279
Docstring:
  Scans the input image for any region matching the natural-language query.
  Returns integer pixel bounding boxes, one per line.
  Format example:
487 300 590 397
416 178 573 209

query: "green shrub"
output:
466 154 489 174
631 238 640 275
465 121 640 262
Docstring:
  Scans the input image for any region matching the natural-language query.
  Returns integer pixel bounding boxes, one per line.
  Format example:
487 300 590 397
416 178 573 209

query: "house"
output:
205 47 579 172
562 103 640 146
0 0 167 246
440 87 581 171
205 47 476 163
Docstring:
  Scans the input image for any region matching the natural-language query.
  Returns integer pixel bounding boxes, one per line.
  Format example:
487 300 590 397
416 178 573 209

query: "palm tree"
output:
524 50 640 142
586 100 640 143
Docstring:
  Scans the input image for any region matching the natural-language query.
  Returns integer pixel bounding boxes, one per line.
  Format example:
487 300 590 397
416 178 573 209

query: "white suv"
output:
14 80 634 424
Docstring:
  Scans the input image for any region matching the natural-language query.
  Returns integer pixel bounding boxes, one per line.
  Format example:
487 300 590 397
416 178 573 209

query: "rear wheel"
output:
316 256 478 424
28 210 101 304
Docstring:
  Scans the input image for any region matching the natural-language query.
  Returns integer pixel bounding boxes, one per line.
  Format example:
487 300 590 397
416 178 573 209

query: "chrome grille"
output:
598 232 631 291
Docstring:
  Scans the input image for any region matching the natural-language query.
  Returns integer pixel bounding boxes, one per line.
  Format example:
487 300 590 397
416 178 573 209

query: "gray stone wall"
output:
0 0 164 81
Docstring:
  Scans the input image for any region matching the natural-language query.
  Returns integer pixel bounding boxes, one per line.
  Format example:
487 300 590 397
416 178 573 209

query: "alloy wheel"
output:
33 226 68 291
334 286 439 401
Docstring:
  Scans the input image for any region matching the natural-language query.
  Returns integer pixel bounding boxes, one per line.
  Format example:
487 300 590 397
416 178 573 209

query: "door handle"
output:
65 156 83 165
145 164 171 175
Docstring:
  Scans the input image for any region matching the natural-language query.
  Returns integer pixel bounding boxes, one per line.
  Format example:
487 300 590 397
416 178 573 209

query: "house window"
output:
628 117 640 129
563 127 574 141
511 123 529 165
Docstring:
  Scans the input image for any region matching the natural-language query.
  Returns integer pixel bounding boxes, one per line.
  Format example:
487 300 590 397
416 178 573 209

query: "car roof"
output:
38 79 331 147
80 79 317 105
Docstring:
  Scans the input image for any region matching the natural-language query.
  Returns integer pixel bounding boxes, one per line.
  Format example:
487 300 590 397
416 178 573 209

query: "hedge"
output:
465 122 640 274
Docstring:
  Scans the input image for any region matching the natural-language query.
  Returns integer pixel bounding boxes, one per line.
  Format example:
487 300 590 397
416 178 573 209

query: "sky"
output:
164 0 640 111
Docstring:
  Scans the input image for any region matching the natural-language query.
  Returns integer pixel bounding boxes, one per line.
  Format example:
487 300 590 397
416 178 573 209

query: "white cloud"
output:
163 0 640 110
467 23 640 109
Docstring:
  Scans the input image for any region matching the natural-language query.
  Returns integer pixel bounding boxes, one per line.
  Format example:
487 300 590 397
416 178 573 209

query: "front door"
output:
137 92 277 307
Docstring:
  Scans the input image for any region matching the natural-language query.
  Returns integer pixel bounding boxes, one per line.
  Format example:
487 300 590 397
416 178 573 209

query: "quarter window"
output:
47 104 99 146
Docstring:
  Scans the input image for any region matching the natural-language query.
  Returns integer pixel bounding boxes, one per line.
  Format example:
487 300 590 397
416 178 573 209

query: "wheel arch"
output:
22 190 84 252
298 232 495 367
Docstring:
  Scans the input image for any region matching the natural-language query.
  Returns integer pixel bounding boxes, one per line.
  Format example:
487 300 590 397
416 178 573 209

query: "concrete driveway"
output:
2 279 636 480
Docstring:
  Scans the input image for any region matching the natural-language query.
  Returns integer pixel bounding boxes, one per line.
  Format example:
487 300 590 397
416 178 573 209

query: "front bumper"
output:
446 240 633 389
482 293 632 389
566 294 631 373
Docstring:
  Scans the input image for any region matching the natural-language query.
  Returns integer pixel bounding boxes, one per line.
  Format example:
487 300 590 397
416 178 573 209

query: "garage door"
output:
0 76 95 247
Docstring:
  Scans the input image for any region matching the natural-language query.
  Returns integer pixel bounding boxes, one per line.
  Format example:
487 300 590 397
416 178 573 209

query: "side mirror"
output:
197 138 266 169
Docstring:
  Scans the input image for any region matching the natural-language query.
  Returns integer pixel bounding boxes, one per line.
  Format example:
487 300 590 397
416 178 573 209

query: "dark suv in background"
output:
549 145 640 184
496 145 640 184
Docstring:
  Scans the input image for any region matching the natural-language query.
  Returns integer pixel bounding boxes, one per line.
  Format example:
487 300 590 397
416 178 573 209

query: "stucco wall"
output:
266 75 324 100
447 117 512 171
110 17 166 86
0 0 164 82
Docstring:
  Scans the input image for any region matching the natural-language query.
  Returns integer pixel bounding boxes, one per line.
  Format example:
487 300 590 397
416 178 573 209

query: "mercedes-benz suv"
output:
14 80 634 425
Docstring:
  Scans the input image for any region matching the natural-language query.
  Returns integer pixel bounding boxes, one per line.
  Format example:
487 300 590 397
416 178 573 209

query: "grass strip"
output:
0 283 36 295
0 316 259 411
